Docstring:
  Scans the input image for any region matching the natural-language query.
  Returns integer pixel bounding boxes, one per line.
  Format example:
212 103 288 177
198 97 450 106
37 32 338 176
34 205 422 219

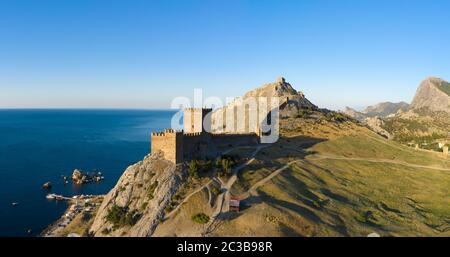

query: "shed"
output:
229 197 240 212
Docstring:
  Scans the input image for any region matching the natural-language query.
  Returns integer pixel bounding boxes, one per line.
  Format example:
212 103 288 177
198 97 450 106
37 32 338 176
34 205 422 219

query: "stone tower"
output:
151 129 183 164
184 108 212 133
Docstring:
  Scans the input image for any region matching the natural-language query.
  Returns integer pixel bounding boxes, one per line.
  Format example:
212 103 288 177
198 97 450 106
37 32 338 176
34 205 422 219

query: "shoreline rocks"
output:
72 169 104 185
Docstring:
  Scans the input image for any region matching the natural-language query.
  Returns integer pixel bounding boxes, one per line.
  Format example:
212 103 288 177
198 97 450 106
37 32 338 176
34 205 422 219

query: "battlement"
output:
151 129 183 137
185 108 213 111
184 132 203 137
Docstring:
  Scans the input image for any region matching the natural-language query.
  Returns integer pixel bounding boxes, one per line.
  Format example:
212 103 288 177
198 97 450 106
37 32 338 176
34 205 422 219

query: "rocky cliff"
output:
380 77 450 143
409 77 450 113
89 152 185 237
211 77 317 133
242 77 317 118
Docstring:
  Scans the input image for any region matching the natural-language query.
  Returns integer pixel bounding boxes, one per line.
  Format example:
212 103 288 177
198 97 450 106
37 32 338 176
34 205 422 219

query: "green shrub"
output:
188 160 200 179
221 158 232 175
140 202 148 211
297 108 310 118
325 112 348 123
106 205 141 229
211 187 220 196
191 213 210 224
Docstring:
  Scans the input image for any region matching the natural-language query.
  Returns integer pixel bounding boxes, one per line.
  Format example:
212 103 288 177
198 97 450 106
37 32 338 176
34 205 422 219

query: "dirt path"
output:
240 160 300 199
203 145 268 235
165 180 213 219
236 153 450 201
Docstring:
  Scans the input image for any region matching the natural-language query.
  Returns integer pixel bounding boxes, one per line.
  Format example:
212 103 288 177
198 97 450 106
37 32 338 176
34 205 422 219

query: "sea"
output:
0 109 176 236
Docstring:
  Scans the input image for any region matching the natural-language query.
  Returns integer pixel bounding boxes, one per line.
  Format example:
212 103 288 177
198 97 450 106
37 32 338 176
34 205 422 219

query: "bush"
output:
106 205 141 229
211 187 220 196
191 213 210 224
188 160 200 179
297 109 310 118
221 158 232 175
140 202 148 211
325 112 348 123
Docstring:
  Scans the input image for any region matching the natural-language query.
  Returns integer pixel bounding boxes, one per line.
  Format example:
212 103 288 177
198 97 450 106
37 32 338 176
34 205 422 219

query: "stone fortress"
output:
151 108 261 164
151 77 317 164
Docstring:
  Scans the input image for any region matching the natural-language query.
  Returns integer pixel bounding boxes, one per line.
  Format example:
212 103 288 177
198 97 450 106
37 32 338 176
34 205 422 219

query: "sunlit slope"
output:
218 119 450 236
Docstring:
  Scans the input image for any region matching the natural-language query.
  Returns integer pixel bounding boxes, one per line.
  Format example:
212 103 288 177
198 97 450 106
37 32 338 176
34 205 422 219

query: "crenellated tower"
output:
151 129 183 164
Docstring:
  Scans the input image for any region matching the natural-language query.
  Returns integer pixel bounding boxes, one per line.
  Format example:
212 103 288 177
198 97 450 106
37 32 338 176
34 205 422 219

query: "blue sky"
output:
1 0 449 110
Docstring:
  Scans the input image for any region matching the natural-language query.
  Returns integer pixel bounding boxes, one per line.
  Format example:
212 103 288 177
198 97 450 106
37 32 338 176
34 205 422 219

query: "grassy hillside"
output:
153 114 450 237
215 118 450 236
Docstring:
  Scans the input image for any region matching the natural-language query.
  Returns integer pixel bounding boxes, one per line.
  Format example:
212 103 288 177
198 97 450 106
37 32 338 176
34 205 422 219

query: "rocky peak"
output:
243 77 301 98
409 77 450 113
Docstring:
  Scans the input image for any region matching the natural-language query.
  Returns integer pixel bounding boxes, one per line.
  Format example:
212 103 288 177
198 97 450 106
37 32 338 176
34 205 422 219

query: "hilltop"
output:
410 77 450 113
211 77 318 134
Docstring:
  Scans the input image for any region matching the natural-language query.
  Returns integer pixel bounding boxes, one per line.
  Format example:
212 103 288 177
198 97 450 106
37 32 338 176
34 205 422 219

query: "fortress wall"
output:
151 130 183 164
211 133 259 149
182 133 214 160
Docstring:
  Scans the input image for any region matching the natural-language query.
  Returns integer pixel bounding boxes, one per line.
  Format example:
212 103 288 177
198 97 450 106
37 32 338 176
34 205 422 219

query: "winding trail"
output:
237 154 450 201
239 160 300 199
165 180 213 219
203 145 268 235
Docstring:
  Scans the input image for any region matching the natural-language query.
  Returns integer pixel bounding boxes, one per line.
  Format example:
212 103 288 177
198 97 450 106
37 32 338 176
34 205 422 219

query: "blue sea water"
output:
0 109 175 236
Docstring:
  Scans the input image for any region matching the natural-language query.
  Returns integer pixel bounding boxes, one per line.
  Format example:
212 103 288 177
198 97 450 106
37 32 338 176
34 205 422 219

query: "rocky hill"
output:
211 77 317 133
410 77 450 113
381 77 450 144
89 152 185 236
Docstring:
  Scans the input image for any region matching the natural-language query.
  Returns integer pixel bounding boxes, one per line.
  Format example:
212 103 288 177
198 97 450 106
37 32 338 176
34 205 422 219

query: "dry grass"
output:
213 119 450 236
153 187 213 237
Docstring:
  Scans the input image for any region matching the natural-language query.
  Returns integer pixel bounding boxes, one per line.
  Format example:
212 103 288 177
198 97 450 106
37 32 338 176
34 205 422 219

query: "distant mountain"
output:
343 102 409 121
362 102 409 117
382 77 450 144
342 107 367 121
409 77 450 113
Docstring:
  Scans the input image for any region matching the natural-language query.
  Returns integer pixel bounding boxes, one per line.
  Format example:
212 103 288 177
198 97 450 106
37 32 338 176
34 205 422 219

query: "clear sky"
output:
1 0 449 110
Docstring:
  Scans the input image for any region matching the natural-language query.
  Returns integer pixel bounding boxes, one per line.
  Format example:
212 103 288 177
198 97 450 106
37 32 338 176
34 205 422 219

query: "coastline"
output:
41 195 104 237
